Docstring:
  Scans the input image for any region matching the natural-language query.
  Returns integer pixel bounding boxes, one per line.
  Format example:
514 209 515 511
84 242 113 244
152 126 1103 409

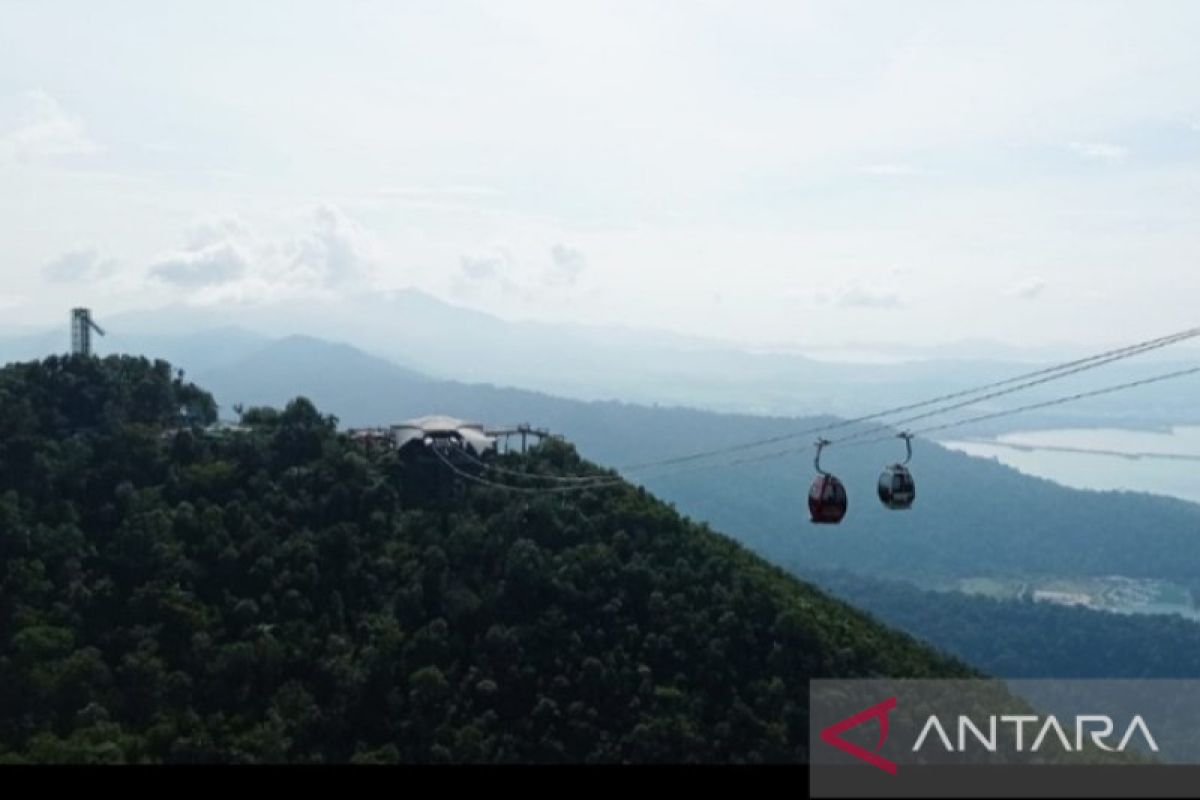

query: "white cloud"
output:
452 242 586 297
184 215 253 250
41 249 118 283
0 90 100 163
546 243 586 286
1009 277 1047 300
150 242 250 287
460 253 503 280
1068 141 1128 161
147 205 378 298
286 205 377 287
6 4 1200 344
453 248 523 300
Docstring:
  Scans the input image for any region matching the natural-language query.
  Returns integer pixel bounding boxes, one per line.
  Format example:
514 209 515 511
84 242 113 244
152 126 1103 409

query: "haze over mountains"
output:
4 290 1198 431
4 292 1198 581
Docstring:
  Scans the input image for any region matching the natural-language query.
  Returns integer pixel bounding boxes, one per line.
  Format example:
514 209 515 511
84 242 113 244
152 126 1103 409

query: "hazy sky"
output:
3 1 1199 348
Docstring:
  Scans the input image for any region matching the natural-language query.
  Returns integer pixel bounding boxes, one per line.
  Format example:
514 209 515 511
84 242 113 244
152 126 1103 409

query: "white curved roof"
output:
391 415 495 455
394 415 485 433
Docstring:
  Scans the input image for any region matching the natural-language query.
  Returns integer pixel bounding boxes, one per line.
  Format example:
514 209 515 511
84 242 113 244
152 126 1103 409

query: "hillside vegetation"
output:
0 355 972 764
805 569 1200 678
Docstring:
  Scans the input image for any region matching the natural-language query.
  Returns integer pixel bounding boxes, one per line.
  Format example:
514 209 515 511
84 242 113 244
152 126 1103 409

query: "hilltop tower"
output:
70 308 106 356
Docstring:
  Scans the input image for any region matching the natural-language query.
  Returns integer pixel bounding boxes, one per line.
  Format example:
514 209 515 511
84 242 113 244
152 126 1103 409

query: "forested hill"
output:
0 355 973 764
804 569 1200 679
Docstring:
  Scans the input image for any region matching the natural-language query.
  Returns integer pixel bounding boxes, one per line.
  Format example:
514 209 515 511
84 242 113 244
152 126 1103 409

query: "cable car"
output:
808 438 848 524
878 432 916 510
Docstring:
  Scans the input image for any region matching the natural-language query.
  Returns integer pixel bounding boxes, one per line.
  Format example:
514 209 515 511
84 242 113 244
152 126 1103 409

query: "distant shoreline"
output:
942 426 1200 507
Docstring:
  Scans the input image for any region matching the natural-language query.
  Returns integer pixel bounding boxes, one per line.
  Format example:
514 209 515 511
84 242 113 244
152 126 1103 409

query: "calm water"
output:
942 426 1200 505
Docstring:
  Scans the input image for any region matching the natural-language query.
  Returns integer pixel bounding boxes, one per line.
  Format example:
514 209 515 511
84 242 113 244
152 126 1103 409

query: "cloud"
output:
460 254 504 280
41 249 117 283
836 286 904 309
184 215 252 249
1009 277 1047 299
454 248 523 300
547 243 586 286
1067 141 1127 161
147 205 378 296
452 242 589 299
0 90 100 163
150 242 250 287
855 163 921 176
286 205 376 287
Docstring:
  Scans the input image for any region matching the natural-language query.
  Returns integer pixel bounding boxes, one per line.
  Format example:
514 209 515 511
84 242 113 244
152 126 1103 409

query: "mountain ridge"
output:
6 291 1199 427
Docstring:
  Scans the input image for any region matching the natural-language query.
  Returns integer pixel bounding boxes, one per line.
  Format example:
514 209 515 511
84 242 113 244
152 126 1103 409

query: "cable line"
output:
451 442 617 484
422 331 1200 494
430 443 625 493
431 360 1200 494
825 341 1198 447
845 365 1200 446
617 325 1200 472
627 363 1200 478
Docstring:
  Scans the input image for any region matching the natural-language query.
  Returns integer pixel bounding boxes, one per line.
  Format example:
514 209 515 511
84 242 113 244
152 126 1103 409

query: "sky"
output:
2 0 1199 350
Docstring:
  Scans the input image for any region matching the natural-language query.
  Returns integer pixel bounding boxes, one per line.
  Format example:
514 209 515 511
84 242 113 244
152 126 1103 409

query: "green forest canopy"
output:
0 355 974 763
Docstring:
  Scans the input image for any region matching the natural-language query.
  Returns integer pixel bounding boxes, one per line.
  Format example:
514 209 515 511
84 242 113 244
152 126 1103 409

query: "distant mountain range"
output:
6 289 1197 430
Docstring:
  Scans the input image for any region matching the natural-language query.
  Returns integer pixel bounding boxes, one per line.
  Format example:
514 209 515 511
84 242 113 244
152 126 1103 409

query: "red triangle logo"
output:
819 696 898 774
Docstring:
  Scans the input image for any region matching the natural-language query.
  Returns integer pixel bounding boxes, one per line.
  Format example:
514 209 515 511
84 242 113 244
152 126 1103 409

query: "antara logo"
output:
820 696 1160 775
913 714 1159 754
819 697 898 774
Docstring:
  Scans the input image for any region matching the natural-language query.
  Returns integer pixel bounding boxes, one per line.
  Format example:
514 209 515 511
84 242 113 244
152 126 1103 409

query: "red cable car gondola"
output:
808 438 848 524
878 432 916 510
